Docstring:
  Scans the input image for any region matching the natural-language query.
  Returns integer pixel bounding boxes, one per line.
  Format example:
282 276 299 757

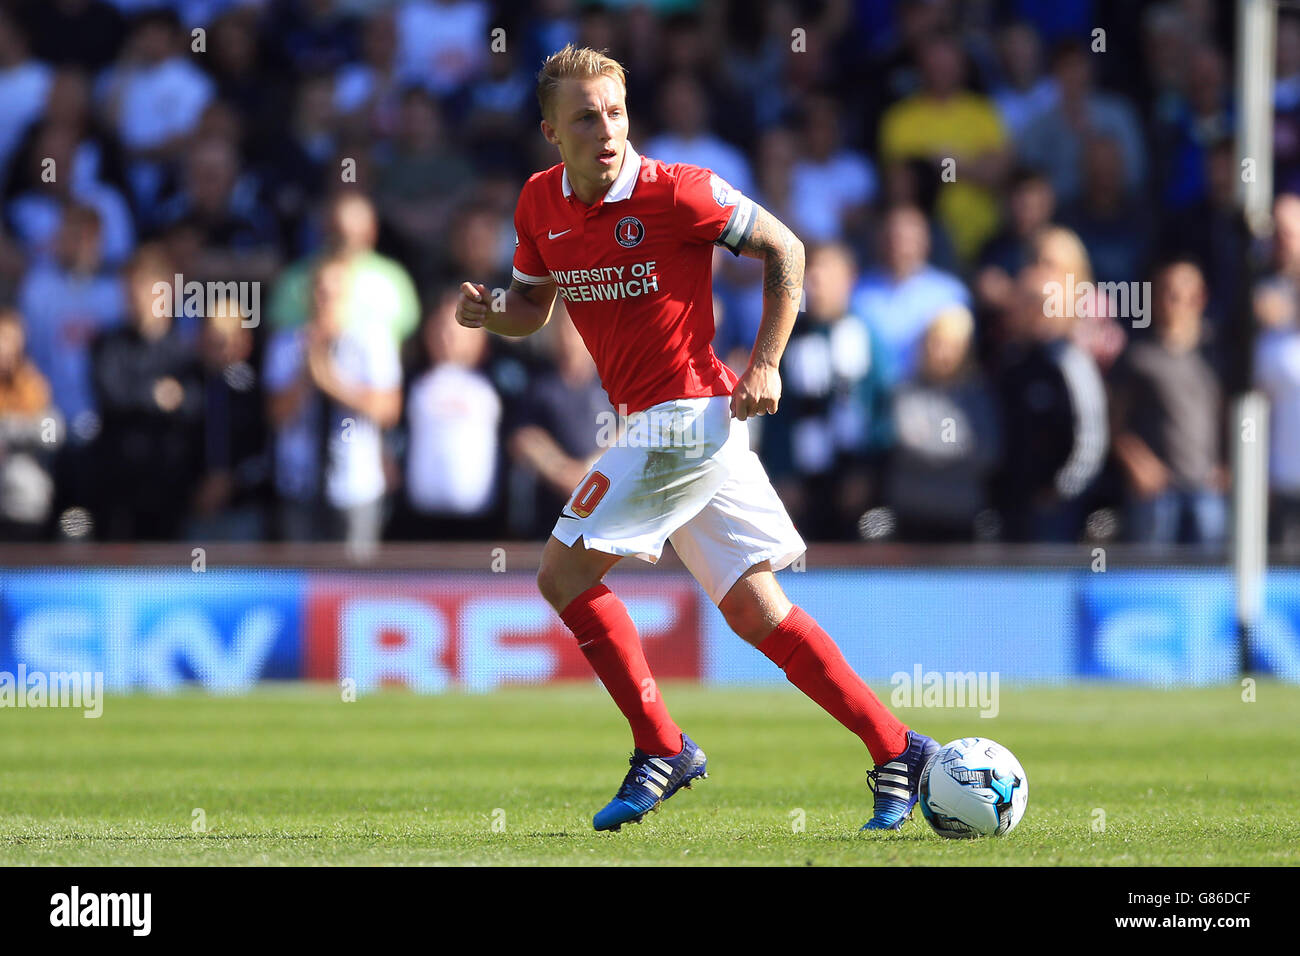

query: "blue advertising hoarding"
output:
1077 570 1300 684
0 569 305 692
1 566 1298 690
703 569 1077 683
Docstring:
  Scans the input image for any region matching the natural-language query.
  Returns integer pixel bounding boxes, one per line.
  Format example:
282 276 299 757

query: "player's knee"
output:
537 559 588 613
720 596 769 645
536 562 565 611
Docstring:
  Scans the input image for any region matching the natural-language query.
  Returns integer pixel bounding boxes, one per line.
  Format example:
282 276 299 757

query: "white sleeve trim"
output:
511 267 552 285
1055 343 1109 498
717 196 757 253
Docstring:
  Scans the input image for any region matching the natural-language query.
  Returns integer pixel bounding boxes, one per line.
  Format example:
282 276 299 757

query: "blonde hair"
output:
536 44 627 121
927 304 975 343
1032 226 1093 286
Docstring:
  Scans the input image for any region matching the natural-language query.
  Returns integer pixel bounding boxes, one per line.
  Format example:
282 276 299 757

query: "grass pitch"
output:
1 682 1297 866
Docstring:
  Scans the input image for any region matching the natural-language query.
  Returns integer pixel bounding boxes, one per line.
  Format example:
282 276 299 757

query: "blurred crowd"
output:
0 0 1299 554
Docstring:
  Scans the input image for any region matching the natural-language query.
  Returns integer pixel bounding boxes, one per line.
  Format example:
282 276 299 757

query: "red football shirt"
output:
512 143 756 414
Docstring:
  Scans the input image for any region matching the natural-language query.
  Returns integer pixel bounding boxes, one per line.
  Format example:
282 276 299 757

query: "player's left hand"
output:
730 363 781 421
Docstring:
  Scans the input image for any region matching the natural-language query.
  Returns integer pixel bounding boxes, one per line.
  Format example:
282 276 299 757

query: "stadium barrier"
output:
1 545 1298 690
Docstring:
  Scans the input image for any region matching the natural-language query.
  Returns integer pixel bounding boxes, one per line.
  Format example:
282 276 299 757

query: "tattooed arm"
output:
457 277 558 337
728 203 805 420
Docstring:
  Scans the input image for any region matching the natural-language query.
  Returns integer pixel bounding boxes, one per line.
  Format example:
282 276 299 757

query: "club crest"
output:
615 216 645 247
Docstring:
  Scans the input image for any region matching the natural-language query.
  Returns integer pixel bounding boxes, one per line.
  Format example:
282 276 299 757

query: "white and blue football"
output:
918 738 1028 838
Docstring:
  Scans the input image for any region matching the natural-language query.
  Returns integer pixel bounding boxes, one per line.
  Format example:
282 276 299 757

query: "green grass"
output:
1 682 1297 865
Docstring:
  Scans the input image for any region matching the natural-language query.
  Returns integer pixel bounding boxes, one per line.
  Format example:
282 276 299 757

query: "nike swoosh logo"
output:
548 229 572 239
557 514 578 520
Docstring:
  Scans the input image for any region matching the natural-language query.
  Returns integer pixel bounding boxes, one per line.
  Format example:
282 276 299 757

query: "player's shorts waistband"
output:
601 396 732 461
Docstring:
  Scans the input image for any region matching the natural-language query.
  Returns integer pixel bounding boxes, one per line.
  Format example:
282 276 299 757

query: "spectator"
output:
1157 137 1246 371
334 9 403 141
260 73 339 254
1257 315 1300 554
17 203 122 442
268 190 420 349
1142 2 1200 140
1253 194 1300 329
5 118 136 267
760 241 891 540
207 8 292 167
751 125 797 228
395 0 490 97
1254 196 1300 553
392 287 500 540
874 155 961 274
850 204 970 387
374 88 475 269
462 40 535 168
644 72 755 197
729 3 823 134
0 307 57 539
879 32 1009 263
789 94 875 244
1144 0 1201 117
507 302 610 538
885 305 1001 541
37 67 127 193
994 264 1109 542
1150 42 1231 212
97 10 214 212
1059 134 1153 285
91 243 203 540
0 4 1271 547
440 200 513 294
265 254 401 553
1031 224 1126 374
975 167 1056 316
1018 41 1145 205
850 0 947 141
988 20 1059 137
0 11 53 183
187 289 268 541
154 136 280 284
1109 260 1226 546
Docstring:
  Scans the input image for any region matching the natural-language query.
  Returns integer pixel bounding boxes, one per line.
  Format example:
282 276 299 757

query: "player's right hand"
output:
456 282 491 328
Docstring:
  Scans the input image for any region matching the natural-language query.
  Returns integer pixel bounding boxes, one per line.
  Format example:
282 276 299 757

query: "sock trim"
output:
756 605 811 668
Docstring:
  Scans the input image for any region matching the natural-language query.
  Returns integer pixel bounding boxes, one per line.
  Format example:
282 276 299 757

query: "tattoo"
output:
736 205 805 303
510 276 557 308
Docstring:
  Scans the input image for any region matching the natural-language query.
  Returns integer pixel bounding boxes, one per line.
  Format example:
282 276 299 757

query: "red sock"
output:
757 605 908 764
560 583 683 757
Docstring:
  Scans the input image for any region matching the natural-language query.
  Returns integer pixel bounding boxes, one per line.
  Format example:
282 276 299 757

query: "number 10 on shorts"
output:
571 471 611 518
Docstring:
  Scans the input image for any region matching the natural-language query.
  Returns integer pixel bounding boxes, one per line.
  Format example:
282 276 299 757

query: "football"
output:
918 738 1029 838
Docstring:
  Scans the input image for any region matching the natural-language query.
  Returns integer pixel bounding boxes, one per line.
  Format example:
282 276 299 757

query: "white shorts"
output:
551 395 806 605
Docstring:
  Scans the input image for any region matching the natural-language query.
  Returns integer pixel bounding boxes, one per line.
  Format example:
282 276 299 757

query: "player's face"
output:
543 76 628 200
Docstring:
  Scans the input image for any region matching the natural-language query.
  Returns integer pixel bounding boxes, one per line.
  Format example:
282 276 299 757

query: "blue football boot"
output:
860 730 940 831
593 734 708 831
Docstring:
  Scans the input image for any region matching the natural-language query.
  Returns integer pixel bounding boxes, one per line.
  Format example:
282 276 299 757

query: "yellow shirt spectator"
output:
880 92 1007 264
